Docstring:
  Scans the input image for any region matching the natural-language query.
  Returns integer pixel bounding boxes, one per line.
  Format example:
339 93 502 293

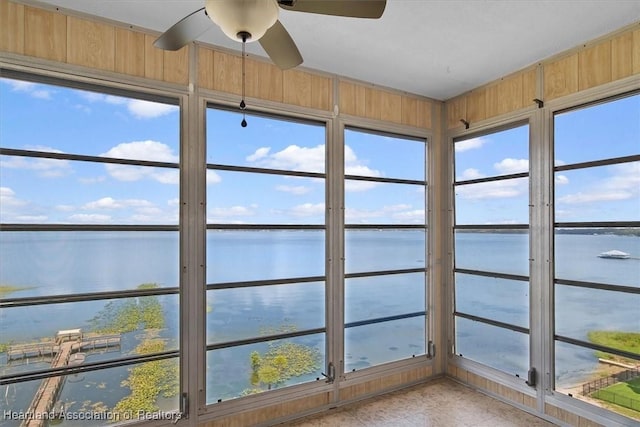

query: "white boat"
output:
598 250 631 259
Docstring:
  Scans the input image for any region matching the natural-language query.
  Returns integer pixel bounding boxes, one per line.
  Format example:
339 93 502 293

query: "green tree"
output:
258 365 280 390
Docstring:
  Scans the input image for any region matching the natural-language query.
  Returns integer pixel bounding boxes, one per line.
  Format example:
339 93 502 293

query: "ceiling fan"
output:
154 0 387 70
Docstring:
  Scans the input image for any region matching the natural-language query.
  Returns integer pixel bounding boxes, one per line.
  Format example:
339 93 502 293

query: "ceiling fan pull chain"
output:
240 31 248 127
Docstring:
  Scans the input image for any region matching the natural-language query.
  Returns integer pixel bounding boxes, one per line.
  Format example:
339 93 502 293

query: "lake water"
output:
1 231 638 425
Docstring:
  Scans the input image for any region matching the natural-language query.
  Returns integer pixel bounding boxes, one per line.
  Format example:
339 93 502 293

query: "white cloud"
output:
344 145 381 178
555 175 569 185
0 187 48 223
276 185 311 195
3 79 53 99
79 91 127 105
494 158 529 175
345 180 379 192
79 176 107 184
391 209 425 223
82 197 153 210
455 137 487 152
102 140 178 162
207 170 222 184
343 145 383 192
0 147 72 178
558 162 639 205
0 187 25 207
68 213 112 223
345 204 424 224
456 178 527 200
127 99 178 119
558 191 633 204
208 205 256 219
245 144 381 193
458 168 484 181
290 203 325 217
101 141 179 184
14 215 48 222
246 147 271 162
77 92 177 119
247 144 325 173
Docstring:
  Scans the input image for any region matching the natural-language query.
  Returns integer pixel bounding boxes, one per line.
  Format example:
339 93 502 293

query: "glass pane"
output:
556 341 640 420
206 334 325 403
344 129 425 181
455 317 528 378
554 162 640 223
454 230 529 276
345 273 425 324
555 285 640 344
345 316 425 371
554 93 640 166
206 170 325 225
455 124 529 180
0 157 179 224
2 360 179 427
206 108 325 172
0 78 180 159
455 177 529 225
345 181 425 224
2 295 179 376
206 282 325 344
206 230 324 283
455 273 529 329
345 229 426 274
555 231 640 287
0 231 179 294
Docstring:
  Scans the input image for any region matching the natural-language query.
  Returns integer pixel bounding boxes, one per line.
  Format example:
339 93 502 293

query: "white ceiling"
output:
32 0 640 100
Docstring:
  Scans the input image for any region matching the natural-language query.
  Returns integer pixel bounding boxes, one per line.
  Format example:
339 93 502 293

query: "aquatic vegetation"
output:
248 341 320 391
113 339 179 418
89 283 164 333
0 341 12 353
588 331 640 363
0 284 35 297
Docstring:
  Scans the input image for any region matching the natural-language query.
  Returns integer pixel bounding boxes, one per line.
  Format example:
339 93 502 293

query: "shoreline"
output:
558 358 640 420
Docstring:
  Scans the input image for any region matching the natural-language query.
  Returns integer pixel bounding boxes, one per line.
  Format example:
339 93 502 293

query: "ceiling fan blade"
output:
259 20 303 70
278 0 386 19
154 7 211 50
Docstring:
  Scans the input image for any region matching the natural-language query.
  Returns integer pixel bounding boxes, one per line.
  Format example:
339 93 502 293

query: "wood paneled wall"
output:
0 1 189 85
339 80 433 129
448 365 537 411
197 47 334 112
446 23 640 130
201 392 331 427
1 0 433 129
543 26 640 100
448 364 609 426
339 365 433 402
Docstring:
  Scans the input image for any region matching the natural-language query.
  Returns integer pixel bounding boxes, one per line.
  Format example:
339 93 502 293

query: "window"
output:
0 75 181 424
453 124 530 378
343 128 428 371
553 93 640 420
205 107 326 403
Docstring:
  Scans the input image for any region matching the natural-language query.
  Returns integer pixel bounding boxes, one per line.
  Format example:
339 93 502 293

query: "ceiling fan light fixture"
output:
205 0 279 41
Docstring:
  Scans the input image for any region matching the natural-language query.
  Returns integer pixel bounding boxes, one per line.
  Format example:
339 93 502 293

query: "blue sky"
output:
455 95 639 224
0 77 638 226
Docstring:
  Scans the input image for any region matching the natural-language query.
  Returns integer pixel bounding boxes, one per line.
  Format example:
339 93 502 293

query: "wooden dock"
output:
22 342 73 427
10 331 121 427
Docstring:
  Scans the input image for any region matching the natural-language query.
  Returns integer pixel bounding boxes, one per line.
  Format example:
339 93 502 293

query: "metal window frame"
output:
547 86 640 405
201 102 332 408
0 71 186 401
449 117 535 382
341 123 431 375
